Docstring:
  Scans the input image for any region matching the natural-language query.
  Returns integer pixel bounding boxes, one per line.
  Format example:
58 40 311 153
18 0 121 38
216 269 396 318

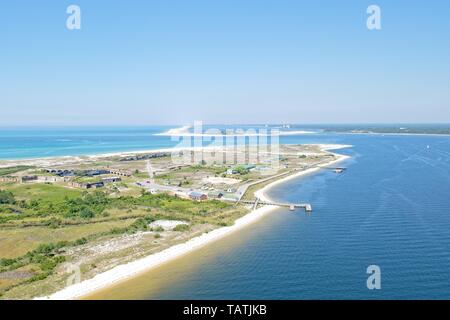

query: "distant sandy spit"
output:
0 143 349 168
35 144 351 300
153 125 316 137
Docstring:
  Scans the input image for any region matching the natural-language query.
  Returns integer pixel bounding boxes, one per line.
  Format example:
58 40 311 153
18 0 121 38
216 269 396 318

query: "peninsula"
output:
0 144 349 299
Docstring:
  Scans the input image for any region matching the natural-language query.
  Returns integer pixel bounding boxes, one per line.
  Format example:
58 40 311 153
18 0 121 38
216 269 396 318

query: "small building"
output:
45 169 76 177
21 175 38 183
102 176 122 183
0 176 19 183
70 181 104 189
108 169 132 177
57 170 75 177
37 176 67 183
70 182 84 188
85 181 104 189
188 191 208 201
84 169 110 177
208 191 224 199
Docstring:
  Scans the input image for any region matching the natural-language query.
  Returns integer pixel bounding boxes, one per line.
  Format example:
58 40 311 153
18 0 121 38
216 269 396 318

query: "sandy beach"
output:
153 125 316 137
255 152 350 203
36 144 351 300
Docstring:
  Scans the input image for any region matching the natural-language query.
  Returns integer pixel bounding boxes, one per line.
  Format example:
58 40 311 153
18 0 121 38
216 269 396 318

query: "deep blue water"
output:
2 127 450 298
117 133 450 299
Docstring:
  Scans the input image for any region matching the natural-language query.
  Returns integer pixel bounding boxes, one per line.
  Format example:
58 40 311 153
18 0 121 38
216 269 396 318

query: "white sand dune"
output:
153 125 192 136
153 126 316 137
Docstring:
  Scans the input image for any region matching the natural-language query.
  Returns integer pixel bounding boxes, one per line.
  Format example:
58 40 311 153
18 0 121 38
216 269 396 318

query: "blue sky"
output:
1 0 449 125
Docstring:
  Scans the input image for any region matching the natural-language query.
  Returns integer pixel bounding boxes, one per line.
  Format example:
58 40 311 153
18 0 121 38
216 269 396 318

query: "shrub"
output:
173 224 189 232
80 207 95 219
0 190 15 204
0 258 18 267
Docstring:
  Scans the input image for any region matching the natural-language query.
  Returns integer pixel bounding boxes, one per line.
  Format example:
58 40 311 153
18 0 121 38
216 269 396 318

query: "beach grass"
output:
0 166 35 176
0 220 136 259
6 183 82 202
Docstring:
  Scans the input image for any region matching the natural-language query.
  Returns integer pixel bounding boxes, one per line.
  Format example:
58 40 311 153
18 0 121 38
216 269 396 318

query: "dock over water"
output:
240 199 312 212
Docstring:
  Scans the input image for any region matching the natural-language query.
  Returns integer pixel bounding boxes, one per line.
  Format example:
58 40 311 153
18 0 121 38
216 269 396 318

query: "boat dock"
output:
240 199 312 212
321 166 347 171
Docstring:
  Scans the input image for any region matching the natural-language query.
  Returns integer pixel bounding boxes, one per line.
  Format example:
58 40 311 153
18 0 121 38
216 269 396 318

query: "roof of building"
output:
189 191 207 197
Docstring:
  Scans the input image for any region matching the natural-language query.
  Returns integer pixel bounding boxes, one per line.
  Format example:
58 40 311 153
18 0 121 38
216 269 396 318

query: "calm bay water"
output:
2 126 450 299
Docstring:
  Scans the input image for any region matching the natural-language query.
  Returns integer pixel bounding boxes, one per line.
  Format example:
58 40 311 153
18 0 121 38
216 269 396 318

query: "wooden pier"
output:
240 199 312 213
321 166 347 171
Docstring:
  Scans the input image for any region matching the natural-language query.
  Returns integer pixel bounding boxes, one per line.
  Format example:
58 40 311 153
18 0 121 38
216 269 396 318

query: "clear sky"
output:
1 0 449 126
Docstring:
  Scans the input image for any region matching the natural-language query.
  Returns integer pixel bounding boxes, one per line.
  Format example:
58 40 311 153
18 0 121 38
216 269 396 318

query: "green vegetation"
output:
0 190 15 204
0 214 157 295
6 183 81 202
0 189 107 223
0 181 247 297
0 166 34 176
0 156 258 299
233 165 250 175
173 224 189 232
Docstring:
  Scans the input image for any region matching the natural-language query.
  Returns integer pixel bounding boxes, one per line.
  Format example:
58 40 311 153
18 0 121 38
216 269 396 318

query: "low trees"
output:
0 190 15 204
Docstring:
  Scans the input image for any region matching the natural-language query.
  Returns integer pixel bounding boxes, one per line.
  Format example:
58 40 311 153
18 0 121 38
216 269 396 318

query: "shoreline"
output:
35 145 351 300
0 144 350 167
37 205 278 300
2 127 449 162
255 153 350 203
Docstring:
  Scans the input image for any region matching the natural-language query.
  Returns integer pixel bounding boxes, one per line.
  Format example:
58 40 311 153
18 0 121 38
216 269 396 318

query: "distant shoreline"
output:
35 144 350 300
1 127 449 162
329 131 450 138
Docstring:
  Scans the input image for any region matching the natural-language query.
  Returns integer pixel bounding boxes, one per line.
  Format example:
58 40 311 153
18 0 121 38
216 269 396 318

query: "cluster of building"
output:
70 176 122 189
0 167 132 189
43 168 132 178
44 169 77 177
0 175 38 183
0 174 73 184
120 152 171 162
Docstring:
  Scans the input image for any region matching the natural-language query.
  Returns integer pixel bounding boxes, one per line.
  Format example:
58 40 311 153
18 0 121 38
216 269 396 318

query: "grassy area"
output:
0 180 247 298
5 184 81 202
0 166 34 176
0 220 136 259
